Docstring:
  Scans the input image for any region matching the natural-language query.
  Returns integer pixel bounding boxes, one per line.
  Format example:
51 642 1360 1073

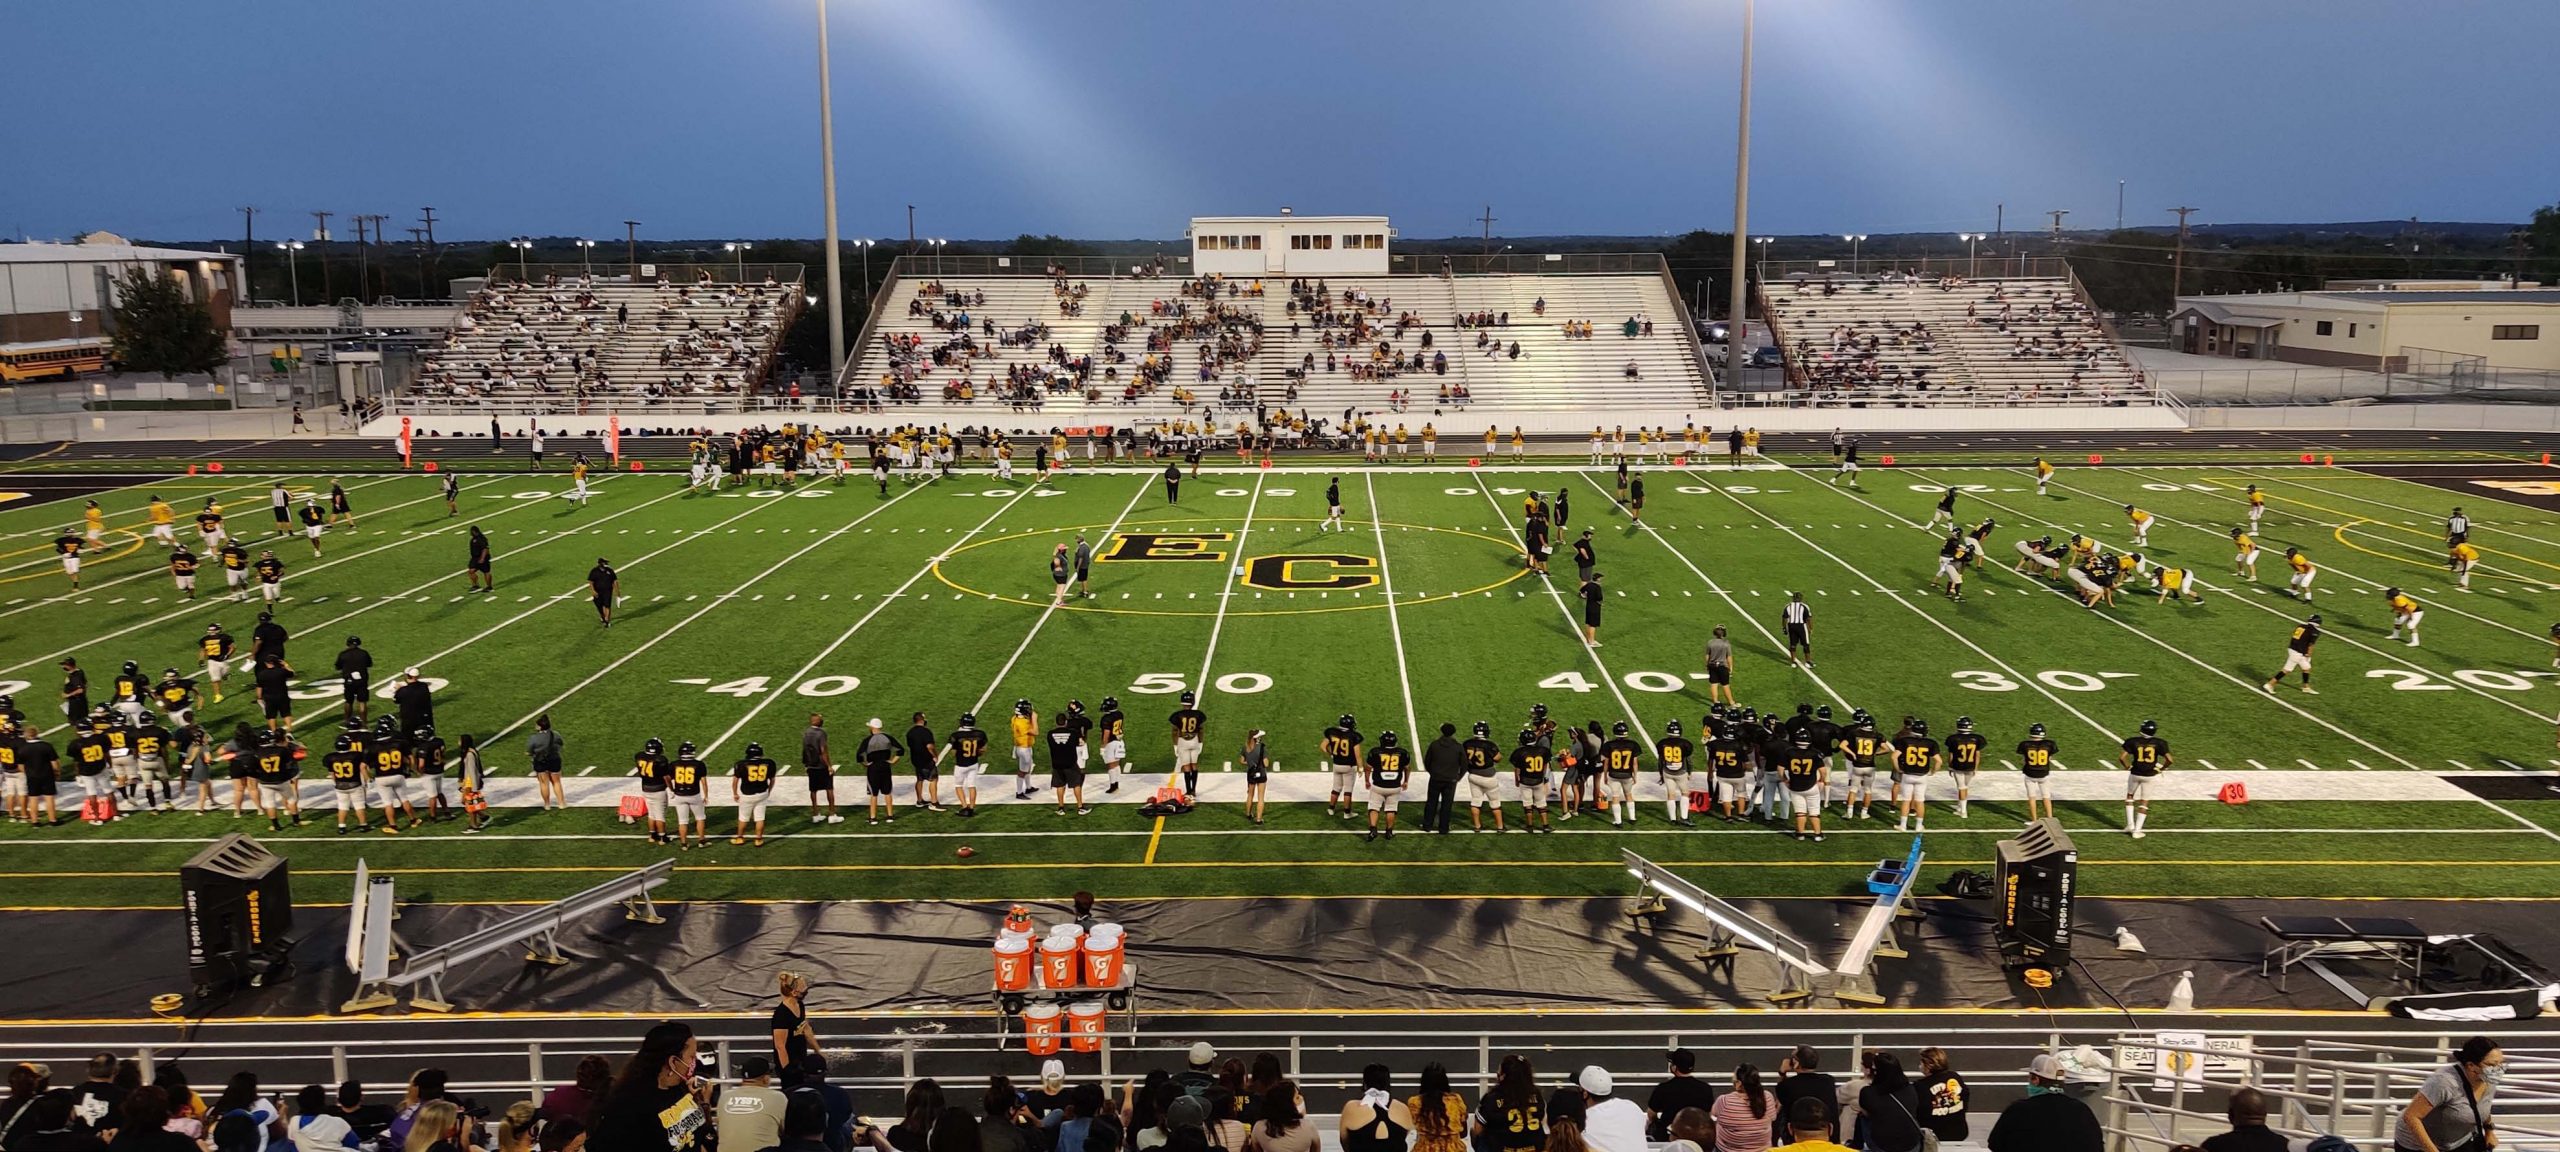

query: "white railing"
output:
2101 1036 2560 1150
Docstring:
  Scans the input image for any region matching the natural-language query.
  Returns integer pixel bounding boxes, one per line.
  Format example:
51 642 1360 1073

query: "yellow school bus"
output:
0 338 114 382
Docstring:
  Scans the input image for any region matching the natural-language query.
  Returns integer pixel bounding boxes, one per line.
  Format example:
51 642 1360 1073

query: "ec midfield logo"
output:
1100 532 1381 591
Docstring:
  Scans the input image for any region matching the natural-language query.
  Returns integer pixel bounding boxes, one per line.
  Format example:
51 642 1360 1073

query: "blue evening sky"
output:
8 0 2555 243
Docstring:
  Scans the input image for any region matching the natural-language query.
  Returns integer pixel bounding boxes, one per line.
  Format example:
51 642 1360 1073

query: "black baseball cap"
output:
1666 1048 1696 1072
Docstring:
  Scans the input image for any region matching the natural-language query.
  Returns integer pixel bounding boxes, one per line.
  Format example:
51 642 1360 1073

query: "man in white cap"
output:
857 718 901 826
1023 1059 1069 1122
1986 1053 2102 1152
1577 1066 1647 1152
393 667 436 736
1172 1043 1218 1095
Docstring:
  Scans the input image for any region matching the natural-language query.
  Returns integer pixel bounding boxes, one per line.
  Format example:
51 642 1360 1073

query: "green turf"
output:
5 456 2558 909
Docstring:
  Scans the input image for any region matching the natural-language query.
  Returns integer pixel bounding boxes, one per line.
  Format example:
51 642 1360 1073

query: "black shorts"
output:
913 759 939 782
1583 605 1602 627
805 764 833 792
1075 566 1089 582
226 760 252 780
469 559 491 574
1050 764 1083 789
261 695 292 719
864 762 894 796
23 772 55 795
343 680 367 703
1786 624 1810 648
1707 664 1731 685
273 508 290 523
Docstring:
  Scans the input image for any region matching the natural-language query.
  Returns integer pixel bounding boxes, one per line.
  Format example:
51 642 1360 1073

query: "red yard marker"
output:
1880 454 1895 466
186 465 199 476
629 461 645 471
422 461 439 472
207 462 224 473
2300 453 2316 463
2086 454 2102 465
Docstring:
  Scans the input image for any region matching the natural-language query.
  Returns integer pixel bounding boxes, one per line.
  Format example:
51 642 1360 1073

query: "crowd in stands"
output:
1762 274 2144 406
2 1026 2486 1152
414 273 792 405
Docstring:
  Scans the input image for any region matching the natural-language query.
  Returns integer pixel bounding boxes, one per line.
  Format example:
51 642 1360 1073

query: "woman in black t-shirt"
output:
586 1023 709 1152
1471 1056 1544 1152
772 972 818 1081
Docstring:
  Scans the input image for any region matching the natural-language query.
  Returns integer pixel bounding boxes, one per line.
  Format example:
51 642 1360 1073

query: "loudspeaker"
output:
1995 818 2077 968
181 833 296 998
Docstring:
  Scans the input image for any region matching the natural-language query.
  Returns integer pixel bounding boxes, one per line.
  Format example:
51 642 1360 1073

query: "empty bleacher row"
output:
843 271 1712 419
1759 275 2151 406
413 273 800 404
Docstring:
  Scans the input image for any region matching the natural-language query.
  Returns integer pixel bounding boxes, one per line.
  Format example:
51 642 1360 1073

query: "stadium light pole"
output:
931 238 948 277
1958 233 1985 279
1724 0 1755 357
816 0 848 378
277 241 306 306
508 238 533 282
726 241 753 281
1842 234 1867 274
857 238 875 311
1753 236 1772 284
576 238 596 277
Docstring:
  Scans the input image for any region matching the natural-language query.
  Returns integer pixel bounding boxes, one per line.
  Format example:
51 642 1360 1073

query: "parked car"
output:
1748 346 1785 368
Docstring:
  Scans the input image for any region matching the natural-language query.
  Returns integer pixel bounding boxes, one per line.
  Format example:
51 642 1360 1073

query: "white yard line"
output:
0 476 412 619
1195 472 1267 705
1364 473 1421 739
2229 464 2560 553
1468 477 1650 740
1682 467 2123 746
1572 471 1852 712
0 477 518 674
0 473 356 544
1983 470 2549 724
0 475 400 574
698 484 1053 758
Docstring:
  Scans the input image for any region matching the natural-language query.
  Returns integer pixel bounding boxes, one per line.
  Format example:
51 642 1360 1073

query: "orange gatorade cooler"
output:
993 935 1034 992
1067 999 1107 1052
1022 1003 1062 1055
1037 932 1082 989
1083 923 1125 986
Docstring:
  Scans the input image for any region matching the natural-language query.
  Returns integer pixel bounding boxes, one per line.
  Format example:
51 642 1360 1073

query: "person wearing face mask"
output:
1986 1054 2100 1152
586 1023 712 1151
2397 1037 2505 1152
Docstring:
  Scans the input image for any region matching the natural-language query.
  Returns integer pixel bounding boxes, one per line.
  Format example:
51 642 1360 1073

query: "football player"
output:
2151 563 2204 605
2033 456 2055 497
1508 728 1553 834
2450 540 2479 591
1460 722 1505 833
1837 709 1884 820
1944 716 1986 819
1935 533 1970 602
1781 730 1828 842
633 737 671 843
1009 698 1041 801
2124 504 2155 548
1363 731 1411 841
2016 723 2059 823
732 741 778 846
2119 719 2171 839
297 497 326 556
1597 721 1645 826
1655 719 1696 827
949 713 990 819
1890 718 1941 833
325 732 372 833
1322 713 1364 820
1167 691 1206 800
253 550 285 604
1706 718 1751 822
2244 484 2266 532
2283 547 2316 601
2266 613 2321 695
147 494 178 547
369 718 416 830
667 740 709 848
2385 588 2425 647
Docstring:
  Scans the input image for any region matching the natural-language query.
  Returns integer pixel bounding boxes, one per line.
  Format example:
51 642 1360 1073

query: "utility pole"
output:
1478 205 1497 258
907 204 917 252
359 214 391 301
310 211 335 303
419 207 439 295
2045 209 2069 246
623 220 641 277
240 207 259 301
2168 206 2198 304
2116 181 2125 231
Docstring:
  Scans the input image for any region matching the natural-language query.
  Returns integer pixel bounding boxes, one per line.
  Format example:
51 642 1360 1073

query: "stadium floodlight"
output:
1842 234 1868 273
575 238 597 276
1622 848 1824 1002
857 238 877 315
1958 233 1987 278
726 241 754 281
508 237 533 281
1752 236 1774 283
276 240 307 305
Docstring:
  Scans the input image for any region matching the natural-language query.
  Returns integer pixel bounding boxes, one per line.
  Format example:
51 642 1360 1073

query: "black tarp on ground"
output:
6 895 2554 1021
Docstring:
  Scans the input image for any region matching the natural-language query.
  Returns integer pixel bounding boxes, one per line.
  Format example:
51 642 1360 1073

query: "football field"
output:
3 451 2559 911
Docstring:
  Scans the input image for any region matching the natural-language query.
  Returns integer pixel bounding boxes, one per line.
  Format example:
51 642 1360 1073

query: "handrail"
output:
372 858 673 1011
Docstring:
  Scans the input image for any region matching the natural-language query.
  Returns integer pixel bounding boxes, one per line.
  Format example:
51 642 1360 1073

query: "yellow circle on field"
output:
931 515 1531 616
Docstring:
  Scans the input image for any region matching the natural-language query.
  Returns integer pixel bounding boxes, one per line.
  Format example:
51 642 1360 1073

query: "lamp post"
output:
1842 234 1867 274
931 238 948 277
1753 236 1773 283
857 238 875 311
815 0 847 376
725 242 753 282
575 238 596 277
508 238 532 281
1957 233 1985 279
1723 0 1755 358
277 241 307 306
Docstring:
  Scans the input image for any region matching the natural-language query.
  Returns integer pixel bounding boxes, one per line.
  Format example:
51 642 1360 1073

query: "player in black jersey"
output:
633 737 671 843
1890 719 1942 833
1837 710 1885 820
1460 722 1505 833
1322 714 1364 820
1596 722 1645 826
732 742 779 846
1943 716 1987 819
668 741 710 849
2119 719 2171 839
325 733 371 833
1364 731 1412 841
2266 613 2321 695
1781 731 1828 842
1654 720 1696 826
1508 729 1554 834
948 713 991 818
1167 691 1207 800
2015 723 2059 823
1095 696 1129 795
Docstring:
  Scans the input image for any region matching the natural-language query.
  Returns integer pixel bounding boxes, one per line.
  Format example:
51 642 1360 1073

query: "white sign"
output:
2127 1031 2253 1091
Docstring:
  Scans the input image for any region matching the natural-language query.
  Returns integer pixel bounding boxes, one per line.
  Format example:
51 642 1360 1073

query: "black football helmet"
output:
2139 719 2159 736
1014 698 1033 717
1611 721 1630 737
373 716 399 736
1379 730 1398 747
1101 696 1119 712
1530 703 1549 722
412 725 435 743
1178 690 1197 706
643 737 664 755
1664 719 1682 736
1518 727 1538 744
333 734 353 752
1955 716 1974 733
1338 712 1357 729
677 740 698 757
744 741 764 758
1909 718 1930 737
2027 723 2047 737
1068 699 1085 715
958 712 977 728
1471 721 1490 738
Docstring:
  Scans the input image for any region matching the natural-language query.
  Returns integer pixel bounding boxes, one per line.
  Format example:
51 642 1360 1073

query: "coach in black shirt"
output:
588 558 619 626
251 612 289 663
1420 723 1464 834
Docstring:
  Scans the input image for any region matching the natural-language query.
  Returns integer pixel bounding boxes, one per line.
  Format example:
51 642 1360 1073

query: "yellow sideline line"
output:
9 893 2560 914
1143 815 1167 864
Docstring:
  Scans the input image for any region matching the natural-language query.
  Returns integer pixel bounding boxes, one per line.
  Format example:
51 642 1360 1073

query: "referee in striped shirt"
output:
1782 592 1814 669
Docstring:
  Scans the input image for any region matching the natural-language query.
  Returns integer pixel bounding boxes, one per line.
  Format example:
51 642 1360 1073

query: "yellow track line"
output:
1142 815 1167 863
0 528 146 585
2213 475 2560 578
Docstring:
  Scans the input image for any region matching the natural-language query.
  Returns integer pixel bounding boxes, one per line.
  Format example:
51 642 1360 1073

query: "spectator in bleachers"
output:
792 1055 854 1148
106 1088 195 1152
1852 1054 1923 1152
1775 1098 1847 1152
536 1057 608 1140
887 1080 946 1152
208 1075 278 1145
1245 1083 1314 1152
287 1084 357 1152
773 1094 833 1152
1543 1120 1591 1152
584 1023 710 1152
1985 1054 2100 1152
1705 1066 1773 1152
1405 1065 1465 1152
1644 1052 1716 1143
1770 1050 1835 1147
978 1079 1038 1152
1338 1065 1414 1152
1575 1070 1644 1152
2197 1087 2283 1152
1914 1048 1967 1147
150 1070 202 1140
7 1093 99 1152
716 1058 787 1152
400 1100 476 1152
3 1063 51 1141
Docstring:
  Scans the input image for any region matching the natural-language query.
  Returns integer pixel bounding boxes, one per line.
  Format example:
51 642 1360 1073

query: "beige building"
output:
2170 286 2558 372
